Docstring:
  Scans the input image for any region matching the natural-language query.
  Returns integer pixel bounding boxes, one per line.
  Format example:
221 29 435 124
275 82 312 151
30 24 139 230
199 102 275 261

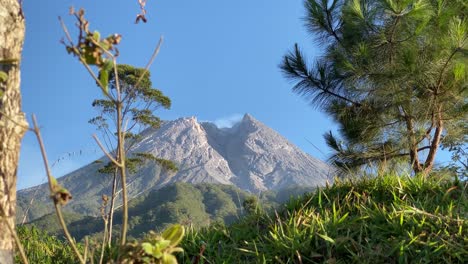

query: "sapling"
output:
60 7 184 263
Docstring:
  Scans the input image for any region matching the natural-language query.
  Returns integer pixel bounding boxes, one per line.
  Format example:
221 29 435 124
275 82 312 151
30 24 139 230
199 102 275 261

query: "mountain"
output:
17 114 333 222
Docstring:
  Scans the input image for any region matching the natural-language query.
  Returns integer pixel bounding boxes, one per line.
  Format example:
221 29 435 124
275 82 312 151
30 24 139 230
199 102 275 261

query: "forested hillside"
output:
25 182 315 241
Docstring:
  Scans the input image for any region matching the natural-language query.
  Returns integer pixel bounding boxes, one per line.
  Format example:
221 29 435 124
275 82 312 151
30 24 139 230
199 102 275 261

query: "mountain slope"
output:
18 114 333 222
25 182 294 241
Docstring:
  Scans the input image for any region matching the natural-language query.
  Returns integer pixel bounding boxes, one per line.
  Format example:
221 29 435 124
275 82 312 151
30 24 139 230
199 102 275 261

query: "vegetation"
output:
6 1 467 263
90 63 176 247
281 0 467 174
24 183 301 241
120 224 185 264
15 226 79 264
180 174 467 263
18 175 467 263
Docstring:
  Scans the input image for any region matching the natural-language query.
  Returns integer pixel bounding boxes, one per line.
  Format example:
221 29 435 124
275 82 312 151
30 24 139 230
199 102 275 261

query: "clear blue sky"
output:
17 0 450 190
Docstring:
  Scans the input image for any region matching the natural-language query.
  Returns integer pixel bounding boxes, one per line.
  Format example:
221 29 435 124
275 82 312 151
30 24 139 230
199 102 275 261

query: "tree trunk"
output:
404 115 423 174
423 106 444 174
116 102 128 245
0 1 27 263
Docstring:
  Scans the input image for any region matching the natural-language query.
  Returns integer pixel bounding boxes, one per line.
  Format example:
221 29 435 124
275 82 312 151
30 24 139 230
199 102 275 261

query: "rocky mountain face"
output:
17 114 333 221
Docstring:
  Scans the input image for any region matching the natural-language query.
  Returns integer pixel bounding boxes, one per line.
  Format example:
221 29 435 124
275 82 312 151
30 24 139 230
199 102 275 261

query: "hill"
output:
25 182 316 241
179 175 467 263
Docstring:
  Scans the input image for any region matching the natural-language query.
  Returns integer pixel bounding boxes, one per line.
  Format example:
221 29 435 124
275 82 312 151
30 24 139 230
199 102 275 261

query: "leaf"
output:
0 71 7 82
317 233 335 244
161 253 177 264
162 224 185 247
102 60 114 72
155 239 171 251
93 31 101 41
99 69 109 94
50 176 59 190
141 242 154 255
169 247 184 253
349 0 364 19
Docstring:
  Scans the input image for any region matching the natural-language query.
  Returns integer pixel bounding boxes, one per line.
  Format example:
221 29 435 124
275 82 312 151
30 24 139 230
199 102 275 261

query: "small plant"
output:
120 224 185 264
60 7 172 248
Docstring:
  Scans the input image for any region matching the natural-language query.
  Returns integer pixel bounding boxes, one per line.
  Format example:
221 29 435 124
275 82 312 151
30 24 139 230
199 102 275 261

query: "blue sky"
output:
17 0 451 190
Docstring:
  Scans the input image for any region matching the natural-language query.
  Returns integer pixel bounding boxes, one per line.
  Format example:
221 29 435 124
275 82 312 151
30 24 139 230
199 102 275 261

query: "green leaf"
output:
102 60 114 72
317 233 335 244
50 176 58 189
141 242 154 255
99 41 110 50
99 69 109 94
161 253 177 264
155 239 171 251
0 71 7 82
93 31 101 41
162 224 185 247
169 247 184 253
350 0 364 19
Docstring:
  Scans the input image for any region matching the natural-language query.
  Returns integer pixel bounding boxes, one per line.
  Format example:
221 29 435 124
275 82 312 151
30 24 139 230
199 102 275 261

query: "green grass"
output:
16 174 467 263
178 174 467 263
16 226 80 264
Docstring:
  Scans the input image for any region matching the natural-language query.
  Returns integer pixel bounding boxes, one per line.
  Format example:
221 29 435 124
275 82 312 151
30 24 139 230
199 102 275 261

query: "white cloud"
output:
213 113 243 128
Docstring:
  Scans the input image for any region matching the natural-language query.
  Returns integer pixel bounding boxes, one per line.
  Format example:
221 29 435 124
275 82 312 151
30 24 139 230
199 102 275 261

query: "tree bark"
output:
423 106 444 174
404 115 423 174
0 1 27 263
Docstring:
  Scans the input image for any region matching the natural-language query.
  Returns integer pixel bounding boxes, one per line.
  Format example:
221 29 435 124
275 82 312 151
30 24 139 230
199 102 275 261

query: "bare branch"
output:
135 36 164 88
93 134 121 167
31 115 85 264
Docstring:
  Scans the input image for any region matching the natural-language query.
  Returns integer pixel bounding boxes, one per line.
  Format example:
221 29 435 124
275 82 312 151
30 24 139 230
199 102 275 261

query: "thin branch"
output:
93 134 121 167
58 16 75 46
135 36 164 88
59 16 114 101
325 8 341 45
99 217 108 264
20 196 34 224
113 58 122 102
435 47 462 93
31 115 85 264
306 75 360 106
84 237 89 263
417 146 431 152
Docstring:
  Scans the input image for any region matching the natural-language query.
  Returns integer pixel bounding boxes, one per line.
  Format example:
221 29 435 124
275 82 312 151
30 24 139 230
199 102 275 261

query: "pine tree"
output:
281 0 467 175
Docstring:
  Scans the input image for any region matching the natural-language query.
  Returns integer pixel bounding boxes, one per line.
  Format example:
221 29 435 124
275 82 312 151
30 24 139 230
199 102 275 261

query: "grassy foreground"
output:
16 174 467 263
179 175 467 263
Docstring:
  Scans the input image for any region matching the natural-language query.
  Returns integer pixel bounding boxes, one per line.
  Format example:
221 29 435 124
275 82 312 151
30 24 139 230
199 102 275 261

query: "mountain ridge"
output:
17 113 333 222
